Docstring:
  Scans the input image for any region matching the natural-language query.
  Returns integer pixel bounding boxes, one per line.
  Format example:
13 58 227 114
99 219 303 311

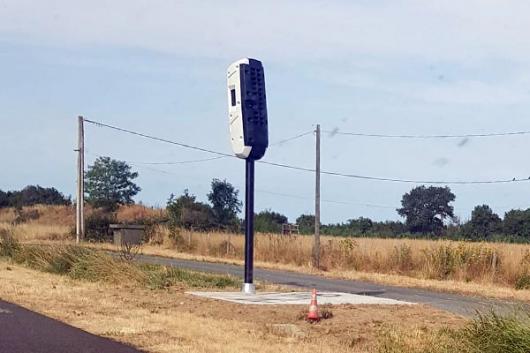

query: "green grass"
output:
0 229 240 289
140 264 240 289
460 311 530 353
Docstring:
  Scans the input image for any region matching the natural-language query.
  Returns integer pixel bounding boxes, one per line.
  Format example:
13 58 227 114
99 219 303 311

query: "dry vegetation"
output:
2 208 530 353
0 245 463 353
3 205 530 301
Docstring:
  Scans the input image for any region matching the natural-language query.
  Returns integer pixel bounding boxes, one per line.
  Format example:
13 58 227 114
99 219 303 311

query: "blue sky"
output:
1 0 530 223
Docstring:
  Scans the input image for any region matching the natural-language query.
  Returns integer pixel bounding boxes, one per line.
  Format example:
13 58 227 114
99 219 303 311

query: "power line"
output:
131 132 313 165
256 189 396 209
133 156 225 165
269 130 314 146
84 118 530 185
88 150 396 209
84 119 311 164
84 118 233 157
258 160 530 184
323 129 530 139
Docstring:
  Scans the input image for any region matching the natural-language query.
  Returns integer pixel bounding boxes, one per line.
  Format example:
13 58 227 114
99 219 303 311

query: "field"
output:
0 238 464 353
2 208 530 353
3 205 530 302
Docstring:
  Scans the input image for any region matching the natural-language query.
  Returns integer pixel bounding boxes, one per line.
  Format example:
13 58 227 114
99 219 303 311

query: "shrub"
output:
85 210 116 242
167 191 216 231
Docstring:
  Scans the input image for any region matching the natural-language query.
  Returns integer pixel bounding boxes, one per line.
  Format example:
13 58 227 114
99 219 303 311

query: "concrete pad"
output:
186 291 413 305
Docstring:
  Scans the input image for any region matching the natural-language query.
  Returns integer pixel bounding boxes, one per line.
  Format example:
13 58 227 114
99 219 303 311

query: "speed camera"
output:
227 58 268 160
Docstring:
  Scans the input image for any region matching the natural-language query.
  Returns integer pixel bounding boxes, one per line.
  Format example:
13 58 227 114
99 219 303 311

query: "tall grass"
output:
148 228 530 290
5 204 530 291
378 311 530 353
0 229 239 289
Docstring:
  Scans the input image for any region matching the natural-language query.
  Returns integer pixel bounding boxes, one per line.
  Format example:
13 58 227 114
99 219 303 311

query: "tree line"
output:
0 185 70 208
80 157 530 241
4 157 530 242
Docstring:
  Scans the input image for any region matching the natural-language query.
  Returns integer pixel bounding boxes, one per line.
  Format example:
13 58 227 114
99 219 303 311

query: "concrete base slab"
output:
187 291 413 305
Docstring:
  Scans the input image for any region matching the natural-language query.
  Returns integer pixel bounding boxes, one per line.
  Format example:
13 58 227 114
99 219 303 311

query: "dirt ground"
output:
0 260 464 353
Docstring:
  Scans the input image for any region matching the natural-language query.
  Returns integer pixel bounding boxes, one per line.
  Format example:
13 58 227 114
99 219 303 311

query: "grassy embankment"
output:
3 205 530 301
3 229 530 353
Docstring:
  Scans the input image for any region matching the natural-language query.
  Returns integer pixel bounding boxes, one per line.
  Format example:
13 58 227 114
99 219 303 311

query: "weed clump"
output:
515 272 530 290
377 311 530 353
0 229 20 258
0 241 239 290
141 264 240 289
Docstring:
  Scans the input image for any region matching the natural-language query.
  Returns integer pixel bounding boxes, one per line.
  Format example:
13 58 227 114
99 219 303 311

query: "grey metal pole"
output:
313 124 321 269
80 116 85 241
76 116 85 243
242 158 255 294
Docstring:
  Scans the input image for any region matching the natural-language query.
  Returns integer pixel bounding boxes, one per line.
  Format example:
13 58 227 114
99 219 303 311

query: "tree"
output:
466 205 502 239
397 186 455 235
85 157 141 210
17 185 70 206
255 210 288 233
296 214 315 234
167 190 214 230
207 179 241 229
503 209 530 238
347 217 373 234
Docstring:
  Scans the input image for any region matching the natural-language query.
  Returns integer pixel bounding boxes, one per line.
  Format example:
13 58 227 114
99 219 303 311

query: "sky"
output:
1 0 530 223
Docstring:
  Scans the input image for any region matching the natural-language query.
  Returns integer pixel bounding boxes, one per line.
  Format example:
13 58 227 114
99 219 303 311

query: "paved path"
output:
137 254 529 317
0 300 144 353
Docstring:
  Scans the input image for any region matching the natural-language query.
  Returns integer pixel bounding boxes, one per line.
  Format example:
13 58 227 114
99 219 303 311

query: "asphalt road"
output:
0 300 144 353
136 254 529 317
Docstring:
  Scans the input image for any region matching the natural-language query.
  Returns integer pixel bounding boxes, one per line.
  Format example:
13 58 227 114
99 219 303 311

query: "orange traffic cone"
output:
307 288 320 322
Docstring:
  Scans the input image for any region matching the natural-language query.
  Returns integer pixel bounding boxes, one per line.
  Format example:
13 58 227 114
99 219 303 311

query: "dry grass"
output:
149 229 530 289
0 222 71 241
0 205 74 241
0 205 75 226
5 204 530 302
0 260 463 353
115 204 167 224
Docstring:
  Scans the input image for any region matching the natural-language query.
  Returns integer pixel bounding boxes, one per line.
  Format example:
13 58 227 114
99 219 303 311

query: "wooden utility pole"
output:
313 124 321 268
76 116 85 243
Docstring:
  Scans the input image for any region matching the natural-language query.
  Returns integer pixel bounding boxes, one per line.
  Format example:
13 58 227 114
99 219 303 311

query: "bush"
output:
85 210 116 242
503 209 530 238
167 191 216 231
255 210 288 233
